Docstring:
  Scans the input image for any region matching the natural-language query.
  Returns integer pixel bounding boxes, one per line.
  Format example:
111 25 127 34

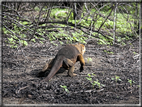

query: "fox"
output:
40 43 86 82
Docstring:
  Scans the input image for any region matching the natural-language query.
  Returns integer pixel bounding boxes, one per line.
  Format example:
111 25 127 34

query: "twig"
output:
38 21 110 39
16 85 29 94
98 3 114 32
73 88 104 94
30 5 45 41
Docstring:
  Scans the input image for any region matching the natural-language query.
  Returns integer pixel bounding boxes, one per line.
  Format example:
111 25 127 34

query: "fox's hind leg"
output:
68 66 77 77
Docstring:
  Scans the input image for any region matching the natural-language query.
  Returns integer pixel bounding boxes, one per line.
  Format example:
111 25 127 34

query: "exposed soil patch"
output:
2 39 140 104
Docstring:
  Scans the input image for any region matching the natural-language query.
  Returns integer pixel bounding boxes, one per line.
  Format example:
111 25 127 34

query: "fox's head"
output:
75 43 86 55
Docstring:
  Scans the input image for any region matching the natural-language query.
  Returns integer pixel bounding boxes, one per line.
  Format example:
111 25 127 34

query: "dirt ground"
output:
2 38 140 105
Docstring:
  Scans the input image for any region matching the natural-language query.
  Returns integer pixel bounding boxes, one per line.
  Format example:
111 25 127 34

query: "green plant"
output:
127 79 135 86
51 41 58 46
50 8 68 19
133 52 137 55
104 50 114 54
117 37 122 42
86 57 92 63
98 39 107 45
8 38 15 44
86 73 96 81
60 85 69 93
111 75 122 83
71 32 87 44
34 6 40 11
31 38 36 42
92 79 105 89
20 40 28 46
86 76 92 81
88 73 96 77
86 73 104 89
59 41 64 45
3 5 136 49
7 37 18 48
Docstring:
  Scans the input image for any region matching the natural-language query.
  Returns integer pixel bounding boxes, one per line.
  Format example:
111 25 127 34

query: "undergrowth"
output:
3 6 136 48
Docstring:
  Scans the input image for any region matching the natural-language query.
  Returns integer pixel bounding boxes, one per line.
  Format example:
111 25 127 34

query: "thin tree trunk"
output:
113 3 117 44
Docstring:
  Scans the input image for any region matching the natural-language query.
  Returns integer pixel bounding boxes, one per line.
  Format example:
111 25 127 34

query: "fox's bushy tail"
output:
43 56 64 81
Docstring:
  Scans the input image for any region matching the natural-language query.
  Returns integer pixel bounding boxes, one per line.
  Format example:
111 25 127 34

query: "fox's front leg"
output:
78 54 85 72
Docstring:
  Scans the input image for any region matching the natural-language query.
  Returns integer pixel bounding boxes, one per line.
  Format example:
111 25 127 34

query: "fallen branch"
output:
16 85 29 94
37 21 111 39
73 88 104 94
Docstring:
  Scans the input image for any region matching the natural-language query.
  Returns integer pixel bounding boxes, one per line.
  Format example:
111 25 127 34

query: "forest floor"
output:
2 38 140 105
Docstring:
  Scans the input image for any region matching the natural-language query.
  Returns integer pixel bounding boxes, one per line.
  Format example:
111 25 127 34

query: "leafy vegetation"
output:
104 50 114 54
86 73 105 89
2 3 140 48
127 79 135 86
86 57 92 63
60 85 70 93
111 75 122 83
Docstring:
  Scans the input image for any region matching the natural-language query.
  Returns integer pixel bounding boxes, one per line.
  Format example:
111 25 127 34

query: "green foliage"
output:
45 28 87 44
104 50 114 54
86 77 92 81
86 73 96 82
3 28 10 34
34 6 40 11
51 41 58 46
72 32 87 44
111 75 122 83
92 79 105 89
20 21 29 25
60 85 69 93
133 52 137 55
31 39 36 42
59 41 64 45
40 41 43 44
127 79 135 86
117 37 122 43
3 5 137 48
86 73 105 89
3 20 32 48
6 36 28 48
50 8 68 19
8 37 14 44
85 57 92 64
89 8 135 45
20 40 28 46
96 34 114 45
87 57 92 62
105 20 113 29
98 39 107 45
